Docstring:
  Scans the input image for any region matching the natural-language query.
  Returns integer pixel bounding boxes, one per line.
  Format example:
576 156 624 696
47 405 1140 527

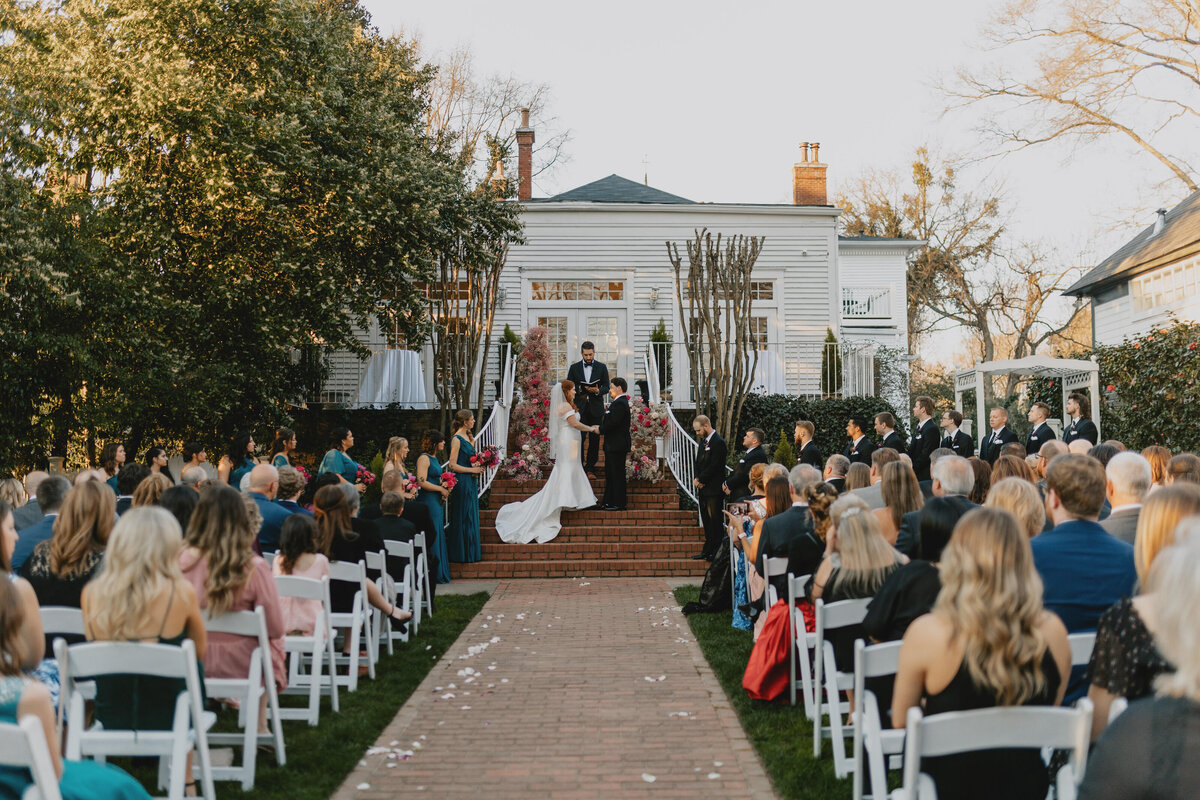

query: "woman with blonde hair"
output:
131 471 172 508
381 436 410 480
875 461 923 546
0 477 25 510
984 477 1046 539
1085 483 1200 740
845 462 872 491
892 507 1070 800
20 481 115 619
1141 445 1170 491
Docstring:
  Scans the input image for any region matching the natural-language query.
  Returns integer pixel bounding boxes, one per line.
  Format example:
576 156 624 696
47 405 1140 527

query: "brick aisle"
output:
332 578 776 799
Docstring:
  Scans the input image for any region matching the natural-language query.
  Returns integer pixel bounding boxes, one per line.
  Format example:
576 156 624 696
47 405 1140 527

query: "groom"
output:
566 341 608 475
599 377 631 511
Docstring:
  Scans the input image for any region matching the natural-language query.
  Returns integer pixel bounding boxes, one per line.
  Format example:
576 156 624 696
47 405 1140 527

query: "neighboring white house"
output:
319 134 920 410
1066 189 1200 345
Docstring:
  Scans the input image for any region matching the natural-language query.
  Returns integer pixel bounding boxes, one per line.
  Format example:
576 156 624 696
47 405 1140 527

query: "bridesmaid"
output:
100 442 126 495
318 427 362 490
270 427 297 468
446 410 483 564
219 431 257 487
414 430 452 584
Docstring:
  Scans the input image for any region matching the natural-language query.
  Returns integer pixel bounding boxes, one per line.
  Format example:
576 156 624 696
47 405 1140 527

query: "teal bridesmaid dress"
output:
447 435 481 563
415 456 452 583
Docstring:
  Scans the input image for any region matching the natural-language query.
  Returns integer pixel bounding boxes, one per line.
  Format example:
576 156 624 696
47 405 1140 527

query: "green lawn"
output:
674 585 849 800
122 592 489 800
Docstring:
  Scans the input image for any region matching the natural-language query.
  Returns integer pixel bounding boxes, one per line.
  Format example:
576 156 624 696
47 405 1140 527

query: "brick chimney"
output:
516 107 534 202
793 141 827 206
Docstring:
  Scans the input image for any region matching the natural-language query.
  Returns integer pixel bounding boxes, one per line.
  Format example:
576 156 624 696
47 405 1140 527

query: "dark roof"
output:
1066 188 1200 296
532 174 694 204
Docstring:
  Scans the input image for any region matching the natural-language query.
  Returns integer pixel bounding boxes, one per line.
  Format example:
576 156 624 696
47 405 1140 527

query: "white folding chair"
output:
40 607 89 735
763 556 789 609
201 606 287 789
897 700 1093 800
364 549 397 656
1068 631 1096 667
1108 696 1128 724
57 638 216 800
383 540 415 647
412 532 433 625
0 715 63 800
812 597 872 767
274 574 339 724
859 692 896 800
328 559 374 691
852 640 905 800
786 573 816 715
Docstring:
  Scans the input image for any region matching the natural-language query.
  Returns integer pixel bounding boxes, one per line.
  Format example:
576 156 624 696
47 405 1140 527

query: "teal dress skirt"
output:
318 449 359 484
447 436 481 563
415 456 452 584
0 676 151 799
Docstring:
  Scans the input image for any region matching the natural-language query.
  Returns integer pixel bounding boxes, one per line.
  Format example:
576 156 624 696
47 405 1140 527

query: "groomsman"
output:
1025 401 1057 452
724 428 768 501
691 415 728 560
907 395 940 482
793 420 823 468
566 341 609 475
1062 392 1099 446
874 412 905 452
598 378 630 511
939 409 975 457
844 417 876 465
978 407 1018 464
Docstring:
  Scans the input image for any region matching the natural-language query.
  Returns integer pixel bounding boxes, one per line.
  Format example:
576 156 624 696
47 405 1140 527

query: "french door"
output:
536 310 627 381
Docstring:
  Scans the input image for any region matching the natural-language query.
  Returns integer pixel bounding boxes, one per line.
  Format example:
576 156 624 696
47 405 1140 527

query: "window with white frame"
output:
1131 259 1199 313
531 281 625 301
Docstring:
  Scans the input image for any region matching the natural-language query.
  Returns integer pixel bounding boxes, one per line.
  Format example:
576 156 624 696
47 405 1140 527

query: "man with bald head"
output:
246 464 293 550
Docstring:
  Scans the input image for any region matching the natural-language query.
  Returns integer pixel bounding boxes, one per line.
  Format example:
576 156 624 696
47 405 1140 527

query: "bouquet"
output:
294 464 312 482
402 474 419 494
470 445 500 469
355 465 375 487
440 471 458 492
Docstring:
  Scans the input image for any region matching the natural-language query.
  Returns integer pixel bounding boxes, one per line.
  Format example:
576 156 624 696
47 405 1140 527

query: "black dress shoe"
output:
601 504 626 511
691 552 709 560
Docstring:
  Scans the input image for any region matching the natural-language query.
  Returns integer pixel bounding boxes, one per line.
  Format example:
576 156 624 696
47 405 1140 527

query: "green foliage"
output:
649 317 672 391
650 318 670 342
739 394 899 463
821 328 843 396
364 451 386 505
502 324 523 358
772 429 796 466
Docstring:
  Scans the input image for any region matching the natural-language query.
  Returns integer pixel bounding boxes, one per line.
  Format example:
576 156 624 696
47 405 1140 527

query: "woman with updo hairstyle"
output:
131 472 172 508
446 409 483 565
269 427 297 468
414 429 451 584
892 507 1070 800
803 481 840 545
991 454 1036 484
1141 445 1170 491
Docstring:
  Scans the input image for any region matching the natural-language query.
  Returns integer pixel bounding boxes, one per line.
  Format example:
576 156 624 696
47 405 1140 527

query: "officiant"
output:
566 341 608 475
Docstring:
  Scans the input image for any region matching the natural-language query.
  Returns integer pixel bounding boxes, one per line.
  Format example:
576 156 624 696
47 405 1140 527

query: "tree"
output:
948 0 1200 192
667 228 765 444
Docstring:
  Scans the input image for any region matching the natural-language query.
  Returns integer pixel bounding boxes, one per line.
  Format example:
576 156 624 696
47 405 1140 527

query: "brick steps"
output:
451 558 706 579
479 541 698 559
478 509 696 526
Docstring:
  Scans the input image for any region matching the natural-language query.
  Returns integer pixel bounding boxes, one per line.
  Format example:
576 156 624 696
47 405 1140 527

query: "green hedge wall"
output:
736 394 901 464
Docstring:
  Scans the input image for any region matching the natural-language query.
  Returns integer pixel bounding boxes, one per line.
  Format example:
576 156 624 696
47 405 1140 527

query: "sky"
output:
365 0 1188 359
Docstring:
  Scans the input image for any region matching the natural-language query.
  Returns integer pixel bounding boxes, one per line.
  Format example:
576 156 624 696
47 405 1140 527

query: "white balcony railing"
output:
842 286 894 320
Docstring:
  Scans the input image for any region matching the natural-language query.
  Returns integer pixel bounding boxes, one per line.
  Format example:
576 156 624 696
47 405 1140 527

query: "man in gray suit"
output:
1101 452 1152 545
11 470 48 531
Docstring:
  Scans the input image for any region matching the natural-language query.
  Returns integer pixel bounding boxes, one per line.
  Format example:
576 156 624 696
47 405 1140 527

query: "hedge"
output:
736 394 900 465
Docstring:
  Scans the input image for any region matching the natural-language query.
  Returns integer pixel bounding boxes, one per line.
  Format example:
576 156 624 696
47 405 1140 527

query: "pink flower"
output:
1106 384 1115 392
1190 342 1198 351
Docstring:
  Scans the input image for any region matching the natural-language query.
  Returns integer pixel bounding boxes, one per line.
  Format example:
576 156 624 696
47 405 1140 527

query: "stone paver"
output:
333 578 776 799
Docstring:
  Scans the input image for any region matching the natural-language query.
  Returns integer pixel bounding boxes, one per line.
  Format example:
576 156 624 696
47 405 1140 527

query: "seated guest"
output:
984 477 1045 539
723 427 768 501
892 508 1071 800
966 457 992 504
939 410 974 458
12 471 46 531
1085 485 1200 740
246 464 294 550
375 491 417 583
1036 439 1069 484
845 462 872 492
729 475 791 633
274 465 312 516
1000 442 1026 460
1167 452 1200 485
824 454 850 494
359 468 404 521
272 514 329 636
1033 453 1137 703
179 485 286 731
978 407 1018 464
180 465 208 491
115 463 150 515
11 476 70 571
157 484 198 535
1079 527 1200 799
130 472 171 508
852 447 902 509
1141 445 1170 492
746 466 823 609
1067 439 1093 455
991 454 1036 484
873 461 923 546
919 448 956 499
895 456 976 557
0 477 25 511
1102 439 1126 452
1023 454 1040 475
1100 452 1152 545
794 420 823 468
0 500 48 677
1088 443 1120 469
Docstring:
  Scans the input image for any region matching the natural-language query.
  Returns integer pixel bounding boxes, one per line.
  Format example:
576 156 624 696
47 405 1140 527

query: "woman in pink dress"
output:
272 515 329 635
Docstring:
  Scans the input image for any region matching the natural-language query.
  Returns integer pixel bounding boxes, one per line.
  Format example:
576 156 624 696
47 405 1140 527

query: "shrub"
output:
820 328 843 396
738 394 899 464
771 429 795 466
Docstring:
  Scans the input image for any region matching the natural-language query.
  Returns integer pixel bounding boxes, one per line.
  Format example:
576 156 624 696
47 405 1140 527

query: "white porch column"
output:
975 368 986 446
1090 363 1102 441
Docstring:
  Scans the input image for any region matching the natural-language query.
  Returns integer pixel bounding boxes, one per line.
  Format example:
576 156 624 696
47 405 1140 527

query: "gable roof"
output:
532 174 694 204
1066 187 1200 296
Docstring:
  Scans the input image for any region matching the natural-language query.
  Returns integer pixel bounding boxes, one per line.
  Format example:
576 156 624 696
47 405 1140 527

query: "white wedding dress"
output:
495 390 597 544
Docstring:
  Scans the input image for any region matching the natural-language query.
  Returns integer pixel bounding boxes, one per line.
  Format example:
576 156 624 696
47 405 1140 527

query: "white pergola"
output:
954 355 1101 442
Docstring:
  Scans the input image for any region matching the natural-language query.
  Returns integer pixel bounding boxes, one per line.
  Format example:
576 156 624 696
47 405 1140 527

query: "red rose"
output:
644 421 652 427
1190 342 1198 350
1106 384 1115 392
1147 336 1154 342
1133 342 1141 348
544 399 550 405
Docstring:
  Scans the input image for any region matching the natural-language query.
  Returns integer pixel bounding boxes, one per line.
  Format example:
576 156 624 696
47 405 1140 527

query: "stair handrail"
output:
645 343 661 405
476 342 514 497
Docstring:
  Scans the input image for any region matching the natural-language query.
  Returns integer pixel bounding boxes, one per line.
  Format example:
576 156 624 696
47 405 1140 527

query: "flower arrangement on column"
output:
499 326 553 481
627 397 668 481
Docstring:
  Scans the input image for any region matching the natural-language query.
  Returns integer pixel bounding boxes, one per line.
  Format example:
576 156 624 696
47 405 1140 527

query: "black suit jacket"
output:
940 430 975 458
376 514 417 580
725 446 768 501
1063 418 1098 446
796 440 823 468
880 431 905 452
566 360 609 424
694 433 728 499
978 427 1018 464
907 419 940 482
756 506 823 601
599 395 631 452
895 495 977 558
1025 422 1057 453
826 477 846 495
844 437 876 465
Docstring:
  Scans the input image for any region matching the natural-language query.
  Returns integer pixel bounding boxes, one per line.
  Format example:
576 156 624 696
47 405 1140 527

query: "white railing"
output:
475 343 515 497
648 343 699 510
841 286 893 320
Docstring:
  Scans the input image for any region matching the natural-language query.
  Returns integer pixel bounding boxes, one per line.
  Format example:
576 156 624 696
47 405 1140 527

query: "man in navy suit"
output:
939 409 974 458
874 412 905 452
692 414 728 560
1025 401 1057 452
843 417 876 465
566 341 609 475
978 407 1018 464
247 465 295 550
11 476 70 571
274 466 313 517
907 395 940 482
1062 392 1099 446
599 377 631 511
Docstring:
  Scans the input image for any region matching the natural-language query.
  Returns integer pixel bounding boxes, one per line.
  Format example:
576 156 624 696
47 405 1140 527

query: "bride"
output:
495 380 600 544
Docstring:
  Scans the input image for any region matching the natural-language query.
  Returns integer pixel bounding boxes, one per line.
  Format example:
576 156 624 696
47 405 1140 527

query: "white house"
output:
1066 189 1200 345
320 129 919 410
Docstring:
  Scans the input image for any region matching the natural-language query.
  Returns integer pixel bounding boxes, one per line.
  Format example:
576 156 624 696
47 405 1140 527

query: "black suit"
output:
599 394 630 509
1063 417 1098 446
724 445 768 502
756 506 823 602
826 477 846 495
844 437 876 465
978 427 1018 464
940 429 975 458
695 432 728 557
907 419 940 482
567 359 609 471
1025 422 1056 453
880 431 905 452
895 496 977 558
796 440 823 468
375 514 417 583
